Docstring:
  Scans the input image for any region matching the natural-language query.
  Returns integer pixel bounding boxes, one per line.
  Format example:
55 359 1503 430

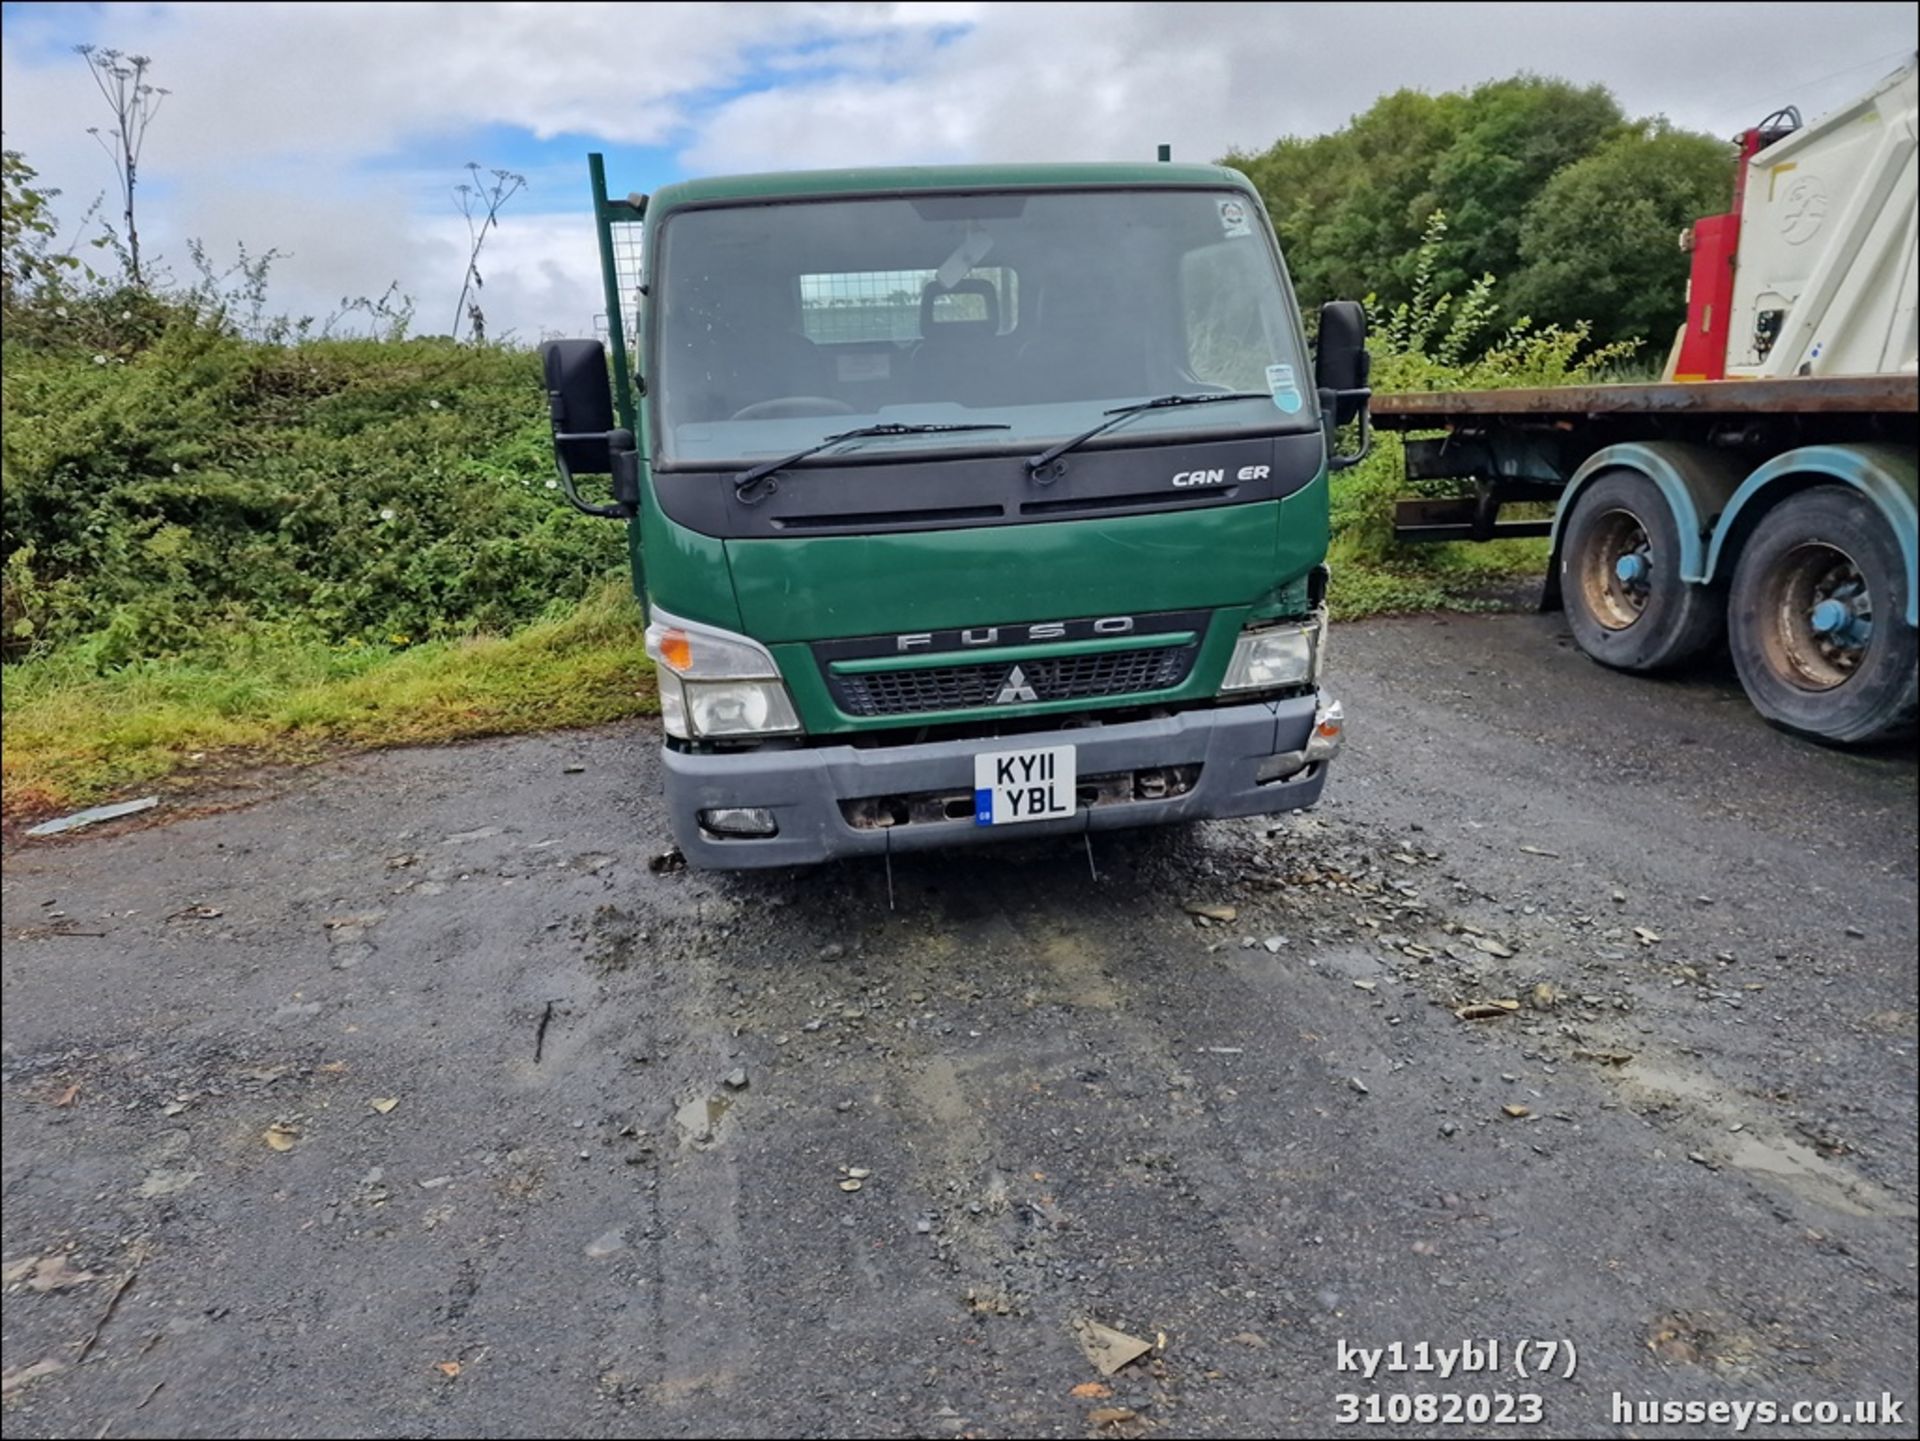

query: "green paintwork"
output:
740 478 1327 734
773 604 1252 735
828 630 1196 675
645 161 1260 217
589 154 639 435
580 153 1336 744
1250 571 1313 623
726 476 1326 644
634 464 737 630
634 464 1329 738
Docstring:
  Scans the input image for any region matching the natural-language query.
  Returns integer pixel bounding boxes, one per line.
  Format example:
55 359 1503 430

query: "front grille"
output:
831 644 1196 718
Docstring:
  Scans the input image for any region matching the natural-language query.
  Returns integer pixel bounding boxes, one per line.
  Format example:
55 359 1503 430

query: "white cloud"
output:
4 2 973 167
4 1 1915 341
687 2 1920 172
413 210 609 342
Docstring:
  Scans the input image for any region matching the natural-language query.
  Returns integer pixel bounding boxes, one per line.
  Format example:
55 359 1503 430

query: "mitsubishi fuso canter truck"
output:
540 156 1368 867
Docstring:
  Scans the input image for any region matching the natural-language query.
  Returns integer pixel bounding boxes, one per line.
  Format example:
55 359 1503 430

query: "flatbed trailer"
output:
1377 375 1915 543
1376 374 1913 424
1372 61 1918 744
1373 377 1917 743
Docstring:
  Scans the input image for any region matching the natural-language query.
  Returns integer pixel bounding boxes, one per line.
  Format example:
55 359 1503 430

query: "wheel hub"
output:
1808 591 1871 648
1765 543 1872 690
1579 509 1655 630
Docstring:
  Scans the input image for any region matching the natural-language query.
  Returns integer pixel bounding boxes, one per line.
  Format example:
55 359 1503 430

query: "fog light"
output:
698 806 779 838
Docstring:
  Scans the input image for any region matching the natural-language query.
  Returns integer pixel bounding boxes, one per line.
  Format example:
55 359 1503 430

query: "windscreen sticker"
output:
1217 197 1252 238
935 229 995 290
1266 362 1303 414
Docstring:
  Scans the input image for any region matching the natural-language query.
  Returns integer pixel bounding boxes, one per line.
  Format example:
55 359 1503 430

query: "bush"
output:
2 315 626 663
1328 212 1643 587
1326 213 1634 606
0 228 646 817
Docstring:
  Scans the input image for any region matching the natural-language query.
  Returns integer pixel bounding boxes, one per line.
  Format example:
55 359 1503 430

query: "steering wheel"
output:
728 396 858 422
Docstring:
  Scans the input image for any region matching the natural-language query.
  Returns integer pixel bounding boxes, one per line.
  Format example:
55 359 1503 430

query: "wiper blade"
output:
1025 392 1272 474
733 422 1011 498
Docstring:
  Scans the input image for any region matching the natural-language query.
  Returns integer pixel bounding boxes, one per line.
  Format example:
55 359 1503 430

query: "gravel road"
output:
3 613 1915 1439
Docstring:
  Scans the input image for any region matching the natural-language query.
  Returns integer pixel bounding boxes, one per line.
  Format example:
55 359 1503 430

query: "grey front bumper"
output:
661 692 1338 869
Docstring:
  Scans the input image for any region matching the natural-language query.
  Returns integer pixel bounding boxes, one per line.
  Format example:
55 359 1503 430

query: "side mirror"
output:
541 339 637 519
1314 299 1372 471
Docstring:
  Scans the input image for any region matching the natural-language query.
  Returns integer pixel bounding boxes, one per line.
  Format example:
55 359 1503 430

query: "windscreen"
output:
650 188 1311 466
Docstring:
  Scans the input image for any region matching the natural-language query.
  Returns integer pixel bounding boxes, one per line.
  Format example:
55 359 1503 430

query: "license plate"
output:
973 744 1077 826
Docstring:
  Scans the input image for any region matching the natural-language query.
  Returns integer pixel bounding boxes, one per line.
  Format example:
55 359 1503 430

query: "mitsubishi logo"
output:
994 665 1039 705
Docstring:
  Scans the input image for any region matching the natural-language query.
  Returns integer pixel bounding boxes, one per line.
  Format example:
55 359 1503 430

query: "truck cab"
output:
543 160 1365 867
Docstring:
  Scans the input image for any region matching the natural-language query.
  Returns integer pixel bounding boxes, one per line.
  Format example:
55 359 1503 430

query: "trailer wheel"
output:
1728 485 1917 744
1560 469 1722 671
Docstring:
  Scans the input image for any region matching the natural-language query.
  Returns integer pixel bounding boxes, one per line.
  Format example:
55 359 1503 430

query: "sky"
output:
3 1 1915 341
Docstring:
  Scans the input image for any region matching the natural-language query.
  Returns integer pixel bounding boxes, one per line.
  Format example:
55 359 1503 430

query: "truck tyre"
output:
1560 469 1723 672
1727 485 1917 744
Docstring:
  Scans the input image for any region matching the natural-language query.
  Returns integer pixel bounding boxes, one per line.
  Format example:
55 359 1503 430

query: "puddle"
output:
1619 1061 1727 1108
674 1092 731 1146
1614 1059 1915 1220
1723 1134 1912 1219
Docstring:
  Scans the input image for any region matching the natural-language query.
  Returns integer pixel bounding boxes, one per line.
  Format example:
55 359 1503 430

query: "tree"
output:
1226 91 1463 307
1509 125 1734 346
1226 77 1618 318
1223 72 1727 348
451 163 527 342
75 46 168 287
1 146 78 312
1424 76 1623 298
1318 89 1463 301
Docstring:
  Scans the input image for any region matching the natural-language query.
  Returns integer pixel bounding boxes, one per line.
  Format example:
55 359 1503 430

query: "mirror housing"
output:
1314 299 1372 471
540 339 635 518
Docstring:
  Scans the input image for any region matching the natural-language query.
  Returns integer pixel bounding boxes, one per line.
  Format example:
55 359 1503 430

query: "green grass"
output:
2 578 655 820
1328 535 1549 617
2 542 1548 825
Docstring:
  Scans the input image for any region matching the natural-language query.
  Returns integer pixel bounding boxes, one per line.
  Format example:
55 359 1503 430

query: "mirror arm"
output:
553 428 638 519
610 432 639 512
1319 387 1373 473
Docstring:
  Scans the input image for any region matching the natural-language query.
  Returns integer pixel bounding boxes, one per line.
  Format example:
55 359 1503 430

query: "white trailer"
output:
1723 60 1917 380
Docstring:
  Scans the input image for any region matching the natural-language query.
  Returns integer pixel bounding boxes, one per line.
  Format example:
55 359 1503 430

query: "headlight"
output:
1221 611 1325 692
685 679 800 737
645 606 801 740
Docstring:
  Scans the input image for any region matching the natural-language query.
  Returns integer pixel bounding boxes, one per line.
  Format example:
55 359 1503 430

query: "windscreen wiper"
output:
733 422 1011 501
1025 392 1272 475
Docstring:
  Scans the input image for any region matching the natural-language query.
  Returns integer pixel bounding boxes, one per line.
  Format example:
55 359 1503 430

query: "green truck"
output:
541 155 1366 868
